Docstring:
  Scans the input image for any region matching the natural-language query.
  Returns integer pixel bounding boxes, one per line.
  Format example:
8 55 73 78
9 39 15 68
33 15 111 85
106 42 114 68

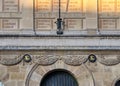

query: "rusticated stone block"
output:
10 72 25 80
29 80 39 86
4 81 16 86
7 65 19 72
17 81 24 86
2 73 9 82
0 67 6 79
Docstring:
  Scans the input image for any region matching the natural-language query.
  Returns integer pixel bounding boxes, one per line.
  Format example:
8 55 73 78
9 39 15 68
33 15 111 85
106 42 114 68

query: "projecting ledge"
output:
0 37 120 50
0 46 120 50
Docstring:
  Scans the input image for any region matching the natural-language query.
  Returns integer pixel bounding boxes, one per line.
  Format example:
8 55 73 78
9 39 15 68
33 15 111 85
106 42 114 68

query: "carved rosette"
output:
97 55 120 66
62 55 88 66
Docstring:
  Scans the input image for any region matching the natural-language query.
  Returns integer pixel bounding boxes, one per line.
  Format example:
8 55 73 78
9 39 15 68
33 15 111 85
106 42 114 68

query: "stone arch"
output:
40 69 78 86
112 76 120 86
26 60 95 86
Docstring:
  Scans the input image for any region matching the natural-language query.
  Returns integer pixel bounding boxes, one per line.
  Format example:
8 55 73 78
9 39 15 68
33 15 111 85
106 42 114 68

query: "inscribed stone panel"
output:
65 19 83 30
35 0 83 30
3 0 19 12
35 19 52 30
117 0 120 14
67 0 82 12
1 19 19 30
99 19 117 29
53 0 67 12
35 0 52 12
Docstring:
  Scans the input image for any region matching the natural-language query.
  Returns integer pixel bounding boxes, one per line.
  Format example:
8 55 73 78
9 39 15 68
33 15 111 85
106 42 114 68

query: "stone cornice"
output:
0 37 120 50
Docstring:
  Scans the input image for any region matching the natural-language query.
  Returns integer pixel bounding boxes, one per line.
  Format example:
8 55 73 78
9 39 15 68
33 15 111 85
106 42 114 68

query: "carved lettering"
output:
117 0 120 13
35 0 83 30
65 19 83 30
2 19 19 29
53 0 67 12
35 0 51 12
35 19 52 30
68 0 82 12
99 19 116 29
3 0 19 12
99 0 115 13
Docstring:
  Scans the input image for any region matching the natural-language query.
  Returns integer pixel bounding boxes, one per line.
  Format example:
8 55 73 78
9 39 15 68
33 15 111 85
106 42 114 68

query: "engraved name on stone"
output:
117 0 120 13
53 0 67 12
2 19 19 29
34 0 83 30
100 0 115 13
35 19 52 30
3 0 19 12
35 0 51 12
99 19 116 29
65 19 83 30
68 0 82 12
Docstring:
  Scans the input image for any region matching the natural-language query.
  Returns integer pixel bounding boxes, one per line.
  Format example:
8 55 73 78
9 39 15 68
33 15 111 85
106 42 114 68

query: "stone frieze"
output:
0 54 120 66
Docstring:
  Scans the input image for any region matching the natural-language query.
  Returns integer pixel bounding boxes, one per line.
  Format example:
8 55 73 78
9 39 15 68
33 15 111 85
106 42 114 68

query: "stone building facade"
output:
0 0 120 86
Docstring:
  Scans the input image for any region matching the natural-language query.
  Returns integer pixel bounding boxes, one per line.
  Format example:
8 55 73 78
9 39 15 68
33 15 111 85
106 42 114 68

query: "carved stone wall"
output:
0 51 120 86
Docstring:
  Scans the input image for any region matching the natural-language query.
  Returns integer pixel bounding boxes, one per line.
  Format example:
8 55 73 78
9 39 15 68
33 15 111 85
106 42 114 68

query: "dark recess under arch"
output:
40 69 78 86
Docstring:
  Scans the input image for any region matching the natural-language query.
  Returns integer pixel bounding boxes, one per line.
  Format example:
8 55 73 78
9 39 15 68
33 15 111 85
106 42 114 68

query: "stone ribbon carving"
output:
97 55 120 66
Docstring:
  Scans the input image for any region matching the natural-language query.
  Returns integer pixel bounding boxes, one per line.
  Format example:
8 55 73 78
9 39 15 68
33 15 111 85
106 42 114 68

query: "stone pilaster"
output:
20 0 33 30
86 0 98 35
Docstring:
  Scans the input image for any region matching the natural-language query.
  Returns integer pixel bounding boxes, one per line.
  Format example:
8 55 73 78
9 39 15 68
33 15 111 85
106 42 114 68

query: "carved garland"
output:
62 55 88 66
0 55 22 66
0 54 120 66
97 55 120 66
33 55 58 65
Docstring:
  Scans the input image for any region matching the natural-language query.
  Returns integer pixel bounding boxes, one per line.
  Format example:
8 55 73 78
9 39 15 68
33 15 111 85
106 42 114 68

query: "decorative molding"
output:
0 54 120 66
112 76 120 86
0 55 22 66
33 55 58 65
62 55 88 66
97 55 120 66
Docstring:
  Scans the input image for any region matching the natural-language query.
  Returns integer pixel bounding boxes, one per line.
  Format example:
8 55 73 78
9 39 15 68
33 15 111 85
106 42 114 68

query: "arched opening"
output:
115 80 120 86
40 69 78 86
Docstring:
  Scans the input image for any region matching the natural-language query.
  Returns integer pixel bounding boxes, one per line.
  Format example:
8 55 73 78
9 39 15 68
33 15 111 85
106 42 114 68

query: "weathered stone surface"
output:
17 81 24 86
0 66 6 79
7 65 19 72
98 55 120 66
2 73 9 82
0 51 120 86
4 81 16 86
63 55 88 66
29 80 39 86
10 72 25 80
